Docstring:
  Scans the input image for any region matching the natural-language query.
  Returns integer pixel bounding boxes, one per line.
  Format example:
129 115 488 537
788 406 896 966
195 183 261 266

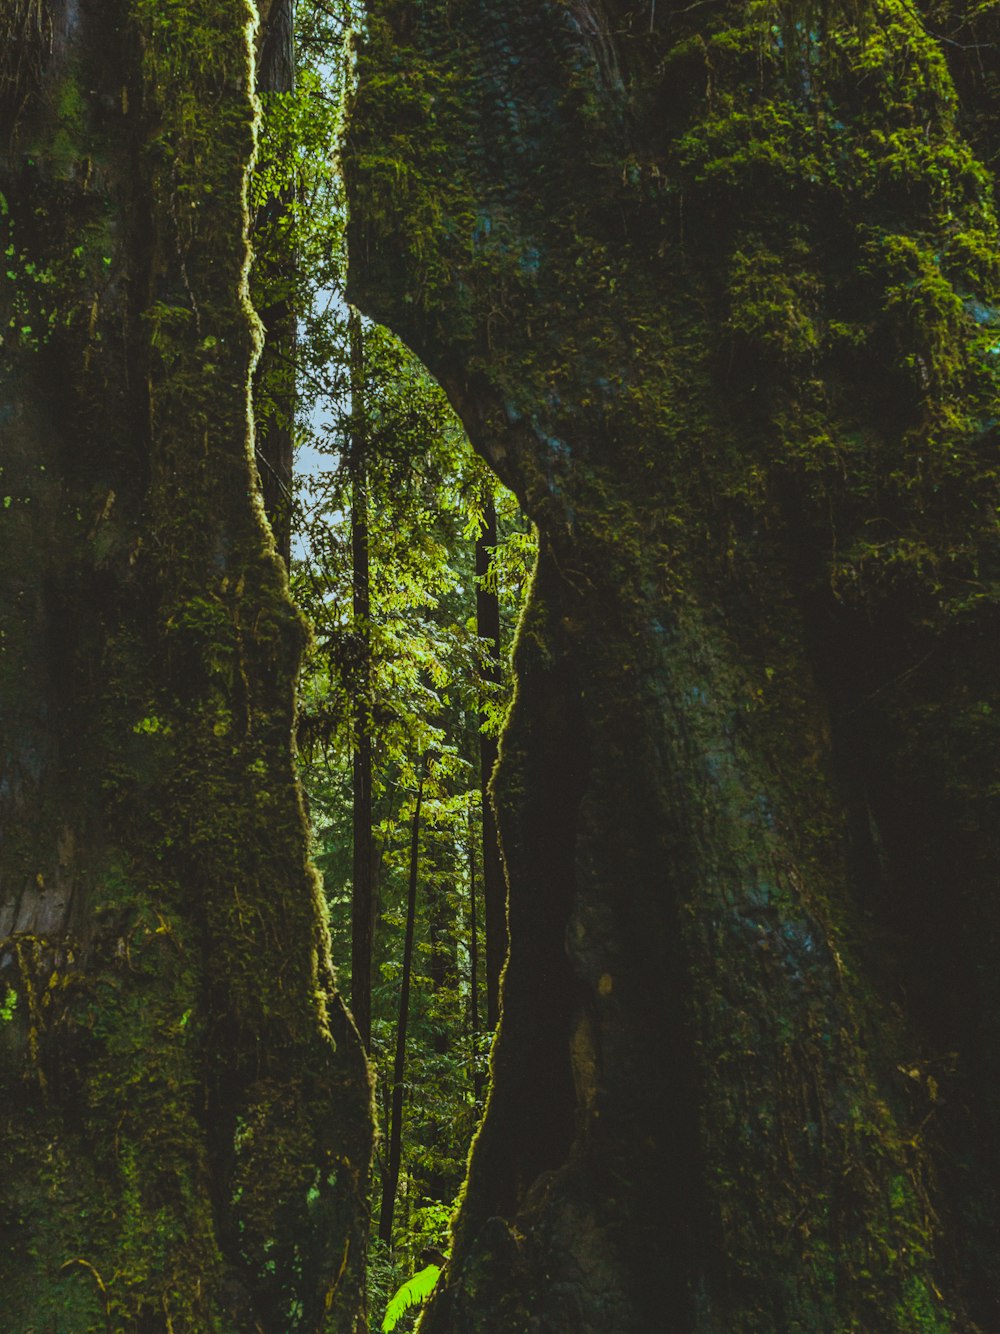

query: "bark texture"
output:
0 2 371 1329
349 309 374 1054
346 1 1000 1329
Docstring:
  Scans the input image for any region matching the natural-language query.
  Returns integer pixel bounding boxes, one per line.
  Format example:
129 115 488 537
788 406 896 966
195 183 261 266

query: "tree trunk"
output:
0 4 371 1329
252 0 296 563
346 1 1000 1328
467 813 483 1105
350 307 375 1054
475 498 507 1031
378 768 424 1250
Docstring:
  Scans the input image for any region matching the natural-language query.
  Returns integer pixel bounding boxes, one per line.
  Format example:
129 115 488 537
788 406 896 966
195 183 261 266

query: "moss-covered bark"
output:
345 0 1000 1328
0 2 371 1329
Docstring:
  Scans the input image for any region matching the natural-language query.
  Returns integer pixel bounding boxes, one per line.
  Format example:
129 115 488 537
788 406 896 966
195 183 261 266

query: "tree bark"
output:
350 307 375 1054
0 3 371 1329
467 814 483 1105
346 0 1000 1328
378 767 424 1250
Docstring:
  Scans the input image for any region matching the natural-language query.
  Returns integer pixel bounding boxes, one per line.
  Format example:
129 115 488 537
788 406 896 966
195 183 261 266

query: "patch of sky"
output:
291 285 350 562
964 297 1000 327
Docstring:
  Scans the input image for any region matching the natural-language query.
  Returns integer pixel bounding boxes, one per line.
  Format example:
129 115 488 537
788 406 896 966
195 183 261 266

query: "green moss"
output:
0 0 371 1327
348 0 1000 1326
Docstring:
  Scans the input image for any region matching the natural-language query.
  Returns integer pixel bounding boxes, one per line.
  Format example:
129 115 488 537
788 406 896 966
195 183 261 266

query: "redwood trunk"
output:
346 0 1000 1328
0 4 371 1328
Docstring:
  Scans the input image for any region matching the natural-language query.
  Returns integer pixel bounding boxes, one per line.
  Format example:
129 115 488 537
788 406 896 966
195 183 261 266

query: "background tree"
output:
378 758 425 1249
252 0 296 560
348 308 375 1053
346 0 1000 1329
475 497 506 1030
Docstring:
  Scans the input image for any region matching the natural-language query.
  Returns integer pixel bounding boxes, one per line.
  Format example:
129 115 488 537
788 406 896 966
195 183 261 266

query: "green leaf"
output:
381 1263 441 1332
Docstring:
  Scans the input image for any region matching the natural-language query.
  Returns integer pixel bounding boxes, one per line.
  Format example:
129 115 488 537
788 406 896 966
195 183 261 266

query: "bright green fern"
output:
381 1263 441 1332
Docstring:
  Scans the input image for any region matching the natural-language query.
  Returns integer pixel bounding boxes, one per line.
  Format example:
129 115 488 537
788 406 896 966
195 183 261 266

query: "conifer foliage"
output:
251 3 534 1323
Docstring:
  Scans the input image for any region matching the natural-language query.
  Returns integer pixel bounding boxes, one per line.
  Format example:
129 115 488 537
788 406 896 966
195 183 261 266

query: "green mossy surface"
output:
0 2 371 1329
347 0 1000 1327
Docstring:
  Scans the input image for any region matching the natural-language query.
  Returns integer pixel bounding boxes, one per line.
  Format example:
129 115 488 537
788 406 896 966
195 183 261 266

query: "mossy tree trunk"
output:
0 2 371 1330
346 1 1000 1329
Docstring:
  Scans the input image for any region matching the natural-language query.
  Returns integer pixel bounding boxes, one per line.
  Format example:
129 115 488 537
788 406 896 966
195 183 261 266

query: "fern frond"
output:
381 1263 442 1332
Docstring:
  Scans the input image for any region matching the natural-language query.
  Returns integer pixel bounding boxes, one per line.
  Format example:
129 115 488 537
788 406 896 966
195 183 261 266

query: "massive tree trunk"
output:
346 1 1000 1329
0 3 371 1330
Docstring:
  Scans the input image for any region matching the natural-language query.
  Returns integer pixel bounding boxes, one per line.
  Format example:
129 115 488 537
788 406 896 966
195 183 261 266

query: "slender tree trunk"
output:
423 836 463 1204
350 307 375 1053
378 766 424 1249
347 0 1000 1327
0 4 372 1328
467 811 484 1104
252 0 296 563
427 841 458 1050
475 498 507 1031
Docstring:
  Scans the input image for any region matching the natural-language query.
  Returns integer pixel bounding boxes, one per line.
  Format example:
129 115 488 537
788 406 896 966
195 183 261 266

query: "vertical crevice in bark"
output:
814 600 1000 1328
0 0 52 126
